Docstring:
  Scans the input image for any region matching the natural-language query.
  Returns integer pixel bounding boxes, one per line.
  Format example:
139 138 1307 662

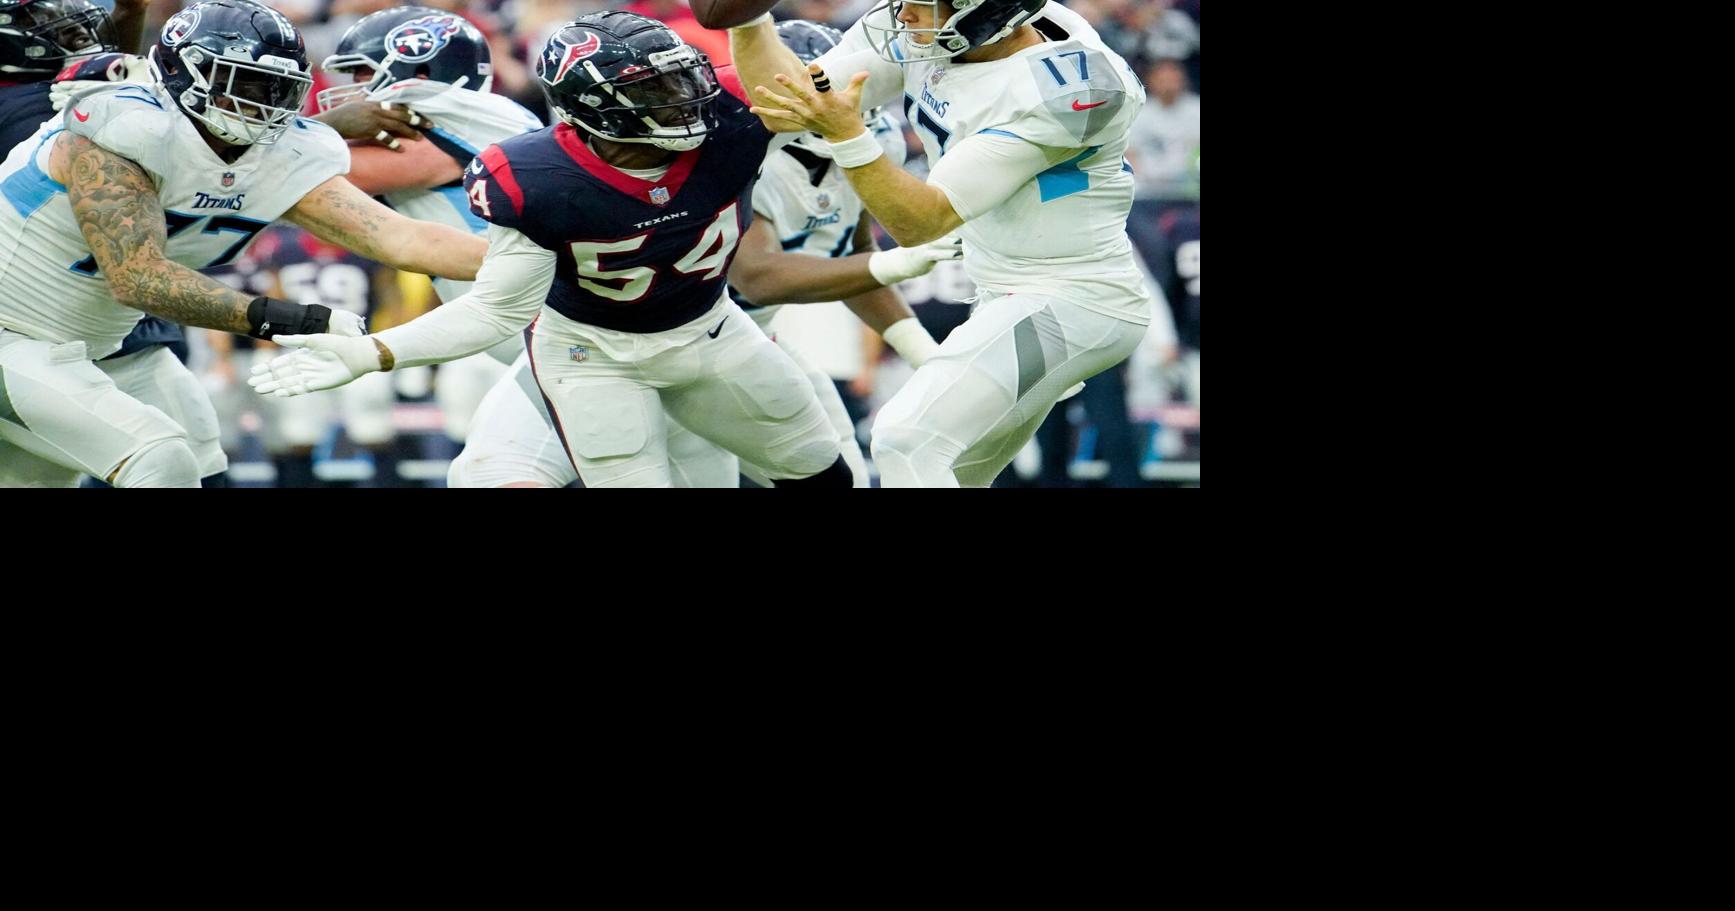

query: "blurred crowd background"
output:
87 0 1199 487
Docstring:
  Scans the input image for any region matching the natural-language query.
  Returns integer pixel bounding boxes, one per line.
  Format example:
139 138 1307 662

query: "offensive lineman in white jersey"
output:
0 0 486 487
728 0 1153 487
445 19 950 489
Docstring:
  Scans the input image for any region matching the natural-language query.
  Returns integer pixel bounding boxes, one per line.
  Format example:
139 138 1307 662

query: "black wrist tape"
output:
246 297 333 340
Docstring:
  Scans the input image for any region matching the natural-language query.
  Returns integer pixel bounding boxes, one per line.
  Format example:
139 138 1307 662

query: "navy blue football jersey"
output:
0 82 53 156
463 79 773 334
103 315 188 361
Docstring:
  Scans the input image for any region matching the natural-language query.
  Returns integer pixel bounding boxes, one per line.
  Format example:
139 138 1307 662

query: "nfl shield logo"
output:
221 171 235 188
570 346 588 362
649 187 671 206
816 192 831 211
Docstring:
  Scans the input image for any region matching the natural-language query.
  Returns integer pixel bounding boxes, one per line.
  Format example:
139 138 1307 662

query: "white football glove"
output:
248 334 383 397
882 317 941 369
868 235 964 286
327 310 368 338
49 54 152 112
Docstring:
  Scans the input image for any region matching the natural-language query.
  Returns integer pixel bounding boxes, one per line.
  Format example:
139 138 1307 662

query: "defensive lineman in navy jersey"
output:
251 11 861 487
445 19 959 489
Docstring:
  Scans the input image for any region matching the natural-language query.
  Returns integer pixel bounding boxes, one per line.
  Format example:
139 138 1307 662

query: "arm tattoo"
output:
283 177 396 264
286 176 485 280
61 133 254 333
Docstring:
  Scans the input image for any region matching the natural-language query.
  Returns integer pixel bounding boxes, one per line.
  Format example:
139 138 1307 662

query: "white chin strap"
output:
648 135 705 152
565 113 706 152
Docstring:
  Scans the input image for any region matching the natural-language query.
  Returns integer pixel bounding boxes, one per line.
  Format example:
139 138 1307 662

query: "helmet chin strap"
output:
568 114 705 153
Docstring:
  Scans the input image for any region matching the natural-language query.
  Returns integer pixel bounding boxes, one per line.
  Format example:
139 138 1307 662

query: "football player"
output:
0 0 487 487
729 0 1155 487
444 19 952 488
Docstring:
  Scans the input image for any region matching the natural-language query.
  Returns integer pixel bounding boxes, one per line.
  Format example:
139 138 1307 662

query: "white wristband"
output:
827 130 886 169
882 317 941 368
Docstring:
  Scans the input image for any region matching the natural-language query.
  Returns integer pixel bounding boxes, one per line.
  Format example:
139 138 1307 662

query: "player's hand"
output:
247 334 382 397
749 64 871 142
312 100 432 151
48 54 151 111
867 235 963 285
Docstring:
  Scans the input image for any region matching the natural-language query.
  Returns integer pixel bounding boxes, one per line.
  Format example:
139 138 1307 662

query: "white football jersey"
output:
0 82 349 357
743 112 906 332
820 1 1151 324
367 79 544 303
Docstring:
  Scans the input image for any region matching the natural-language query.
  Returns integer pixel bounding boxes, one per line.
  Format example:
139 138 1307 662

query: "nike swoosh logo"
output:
72 108 90 122
1072 100 1108 111
708 316 728 339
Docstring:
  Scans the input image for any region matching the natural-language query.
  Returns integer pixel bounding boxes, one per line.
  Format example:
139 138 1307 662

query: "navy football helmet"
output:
317 6 492 112
535 11 720 153
0 0 115 80
864 0 1046 63
149 0 313 146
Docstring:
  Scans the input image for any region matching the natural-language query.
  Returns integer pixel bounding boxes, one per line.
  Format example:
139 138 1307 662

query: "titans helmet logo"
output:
161 8 200 47
385 15 464 64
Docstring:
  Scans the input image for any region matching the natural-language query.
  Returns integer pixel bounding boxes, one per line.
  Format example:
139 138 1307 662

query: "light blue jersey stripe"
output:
1036 146 1101 202
429 127 479 156
2 128 66 218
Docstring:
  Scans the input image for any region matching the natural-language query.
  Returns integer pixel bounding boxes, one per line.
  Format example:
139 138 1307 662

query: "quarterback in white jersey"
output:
730 0 1154 487
0 0 485 487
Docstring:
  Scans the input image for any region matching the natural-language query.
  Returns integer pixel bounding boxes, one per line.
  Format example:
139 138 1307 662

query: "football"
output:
689 0 784 30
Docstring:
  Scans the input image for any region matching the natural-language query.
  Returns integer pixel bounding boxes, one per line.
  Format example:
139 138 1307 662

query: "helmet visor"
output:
615 66 718 127
198 54 313 143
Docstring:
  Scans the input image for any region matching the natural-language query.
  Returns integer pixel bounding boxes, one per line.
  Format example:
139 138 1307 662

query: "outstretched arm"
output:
248 225 555 397
53 133 360 339
284 176 487 281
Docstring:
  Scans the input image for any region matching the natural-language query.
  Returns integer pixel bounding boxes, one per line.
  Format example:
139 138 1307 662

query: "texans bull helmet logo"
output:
385 15 464 64
540 31 602 85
